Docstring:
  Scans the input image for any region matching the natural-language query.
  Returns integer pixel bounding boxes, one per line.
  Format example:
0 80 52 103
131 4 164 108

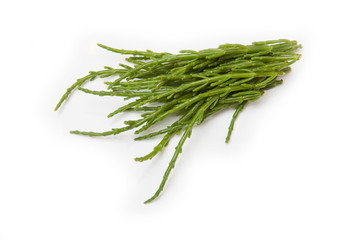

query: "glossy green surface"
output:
55 39 301 203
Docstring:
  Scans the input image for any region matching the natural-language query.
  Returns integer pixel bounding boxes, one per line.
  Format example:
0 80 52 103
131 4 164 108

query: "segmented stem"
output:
225 101 247 143
55 39 301 203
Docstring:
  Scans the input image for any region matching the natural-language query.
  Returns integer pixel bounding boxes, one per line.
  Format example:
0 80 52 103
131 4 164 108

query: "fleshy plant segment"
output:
55 39 301 203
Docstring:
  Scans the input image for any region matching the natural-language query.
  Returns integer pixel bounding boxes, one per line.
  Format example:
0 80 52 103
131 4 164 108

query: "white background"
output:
1 0 359 239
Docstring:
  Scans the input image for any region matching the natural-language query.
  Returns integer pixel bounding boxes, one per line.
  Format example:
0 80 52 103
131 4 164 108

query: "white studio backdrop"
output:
0 0 359 239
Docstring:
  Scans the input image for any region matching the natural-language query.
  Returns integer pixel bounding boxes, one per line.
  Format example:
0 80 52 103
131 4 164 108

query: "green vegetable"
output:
55 39 301 203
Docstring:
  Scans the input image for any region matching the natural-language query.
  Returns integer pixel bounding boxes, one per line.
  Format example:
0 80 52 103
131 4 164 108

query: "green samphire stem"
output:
55 39 301 203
